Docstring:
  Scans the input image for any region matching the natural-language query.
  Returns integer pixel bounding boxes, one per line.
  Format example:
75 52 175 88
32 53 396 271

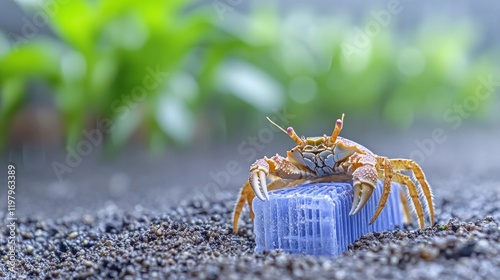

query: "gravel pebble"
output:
67 232 79 240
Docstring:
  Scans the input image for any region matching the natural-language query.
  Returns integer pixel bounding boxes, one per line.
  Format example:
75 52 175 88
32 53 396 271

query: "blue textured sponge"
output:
253 181 403 256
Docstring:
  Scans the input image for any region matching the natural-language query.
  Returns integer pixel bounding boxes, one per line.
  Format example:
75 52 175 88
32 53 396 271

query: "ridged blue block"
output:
253 181 403 256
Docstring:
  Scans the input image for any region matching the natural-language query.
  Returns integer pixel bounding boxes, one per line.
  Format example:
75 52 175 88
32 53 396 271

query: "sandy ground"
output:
1 122 500 279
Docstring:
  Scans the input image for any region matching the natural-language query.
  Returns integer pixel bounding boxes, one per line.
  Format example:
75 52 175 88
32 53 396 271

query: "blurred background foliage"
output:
0 0 498 152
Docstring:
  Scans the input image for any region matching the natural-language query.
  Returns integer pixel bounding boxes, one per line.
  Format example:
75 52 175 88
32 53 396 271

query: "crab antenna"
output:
266 117 304 146
330 113 345 143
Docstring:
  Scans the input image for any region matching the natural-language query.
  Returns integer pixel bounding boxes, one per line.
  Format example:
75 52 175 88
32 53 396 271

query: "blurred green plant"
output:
0 1 497 151
0 0 235 151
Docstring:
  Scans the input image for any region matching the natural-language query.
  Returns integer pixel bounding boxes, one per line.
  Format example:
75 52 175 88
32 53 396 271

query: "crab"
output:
232 114 435 233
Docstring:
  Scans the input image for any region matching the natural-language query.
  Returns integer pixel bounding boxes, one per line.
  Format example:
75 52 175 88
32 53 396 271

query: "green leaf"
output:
0 40 60 80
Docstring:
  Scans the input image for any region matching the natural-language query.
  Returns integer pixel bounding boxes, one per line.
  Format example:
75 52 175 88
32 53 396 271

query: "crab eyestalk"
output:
286 127 304 146
330 113 344 143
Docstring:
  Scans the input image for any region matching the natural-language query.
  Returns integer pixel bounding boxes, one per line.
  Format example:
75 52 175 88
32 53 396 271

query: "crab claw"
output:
249 159 270 201
349 182 375 216
251 170 269 201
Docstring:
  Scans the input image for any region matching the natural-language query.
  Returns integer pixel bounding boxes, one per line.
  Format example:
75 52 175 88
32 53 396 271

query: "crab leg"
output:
233 181 253 232
392 172 426 229
390 159 435 226
400 188 412 224
233 178 288 233
370 157 394 224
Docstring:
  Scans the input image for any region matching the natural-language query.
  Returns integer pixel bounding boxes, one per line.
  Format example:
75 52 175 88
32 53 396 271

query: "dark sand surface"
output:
1 124 500 279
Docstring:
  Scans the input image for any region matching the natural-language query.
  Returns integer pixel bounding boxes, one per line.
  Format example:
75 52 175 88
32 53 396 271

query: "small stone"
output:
83 215 94 224
236 262 246 272
434 237 447 250
275 254 288 267
390 255 399 265
364 251 376 261
76 270 94 279
476 240 489 253
67 232 79 240
83 260 95 267
126 265 136 275
26 245 34 255
206 265 220 278
420 247 439 261
445 236 458 248
180 251 190 260
154 228 164 237
396 231 408 238
322 260 333 271
335 269 347 280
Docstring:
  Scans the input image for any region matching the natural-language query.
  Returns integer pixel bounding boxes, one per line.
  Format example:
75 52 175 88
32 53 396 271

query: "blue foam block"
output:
253 181 403 256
